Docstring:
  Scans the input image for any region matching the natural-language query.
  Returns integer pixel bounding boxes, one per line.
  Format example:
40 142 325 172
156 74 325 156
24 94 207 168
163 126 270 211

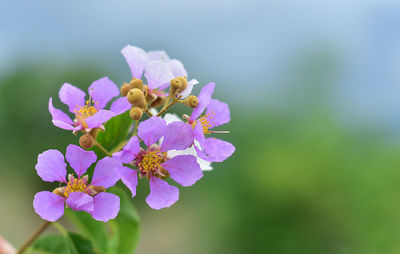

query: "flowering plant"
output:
16 45 235 254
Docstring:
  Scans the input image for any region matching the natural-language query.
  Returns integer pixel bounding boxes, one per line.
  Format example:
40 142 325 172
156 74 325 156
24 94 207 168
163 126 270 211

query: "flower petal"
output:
161 155 203 187
193 122 205 149
180 79 198 99
191 82 215 120
48 97 74 125
59 83 86 113
65 144 97 177
113 136 140 164
145 60 174 89
121 45 149 79
88 77 119 110
35 149 67 183
33 191 65 222
138 116 166 147
163 113 182 124
195 138 235 162
66 192 94 213
90 192 120 222
146 177 179 210
85 110 116 129
168 147 213 171
110 97 131 115
160 121 193 152
206 99 230 128
147 50 170 61
114 166 138 197
90 157 121 188
167 59 187 77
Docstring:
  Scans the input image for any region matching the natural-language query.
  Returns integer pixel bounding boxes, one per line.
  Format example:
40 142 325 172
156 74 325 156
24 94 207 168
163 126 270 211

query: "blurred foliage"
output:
1 57 400 254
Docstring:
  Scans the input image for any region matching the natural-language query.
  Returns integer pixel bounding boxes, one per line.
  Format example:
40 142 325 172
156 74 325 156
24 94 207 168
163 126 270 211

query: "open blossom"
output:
187 82 235 162
113 116 203 210
49 77 124 132
33 145 121 222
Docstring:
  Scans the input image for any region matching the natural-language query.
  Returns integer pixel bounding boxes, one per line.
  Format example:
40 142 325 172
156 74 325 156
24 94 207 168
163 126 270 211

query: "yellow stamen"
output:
74 98 98 128
63 178 87 198
139 150 165 174
193 112 214 135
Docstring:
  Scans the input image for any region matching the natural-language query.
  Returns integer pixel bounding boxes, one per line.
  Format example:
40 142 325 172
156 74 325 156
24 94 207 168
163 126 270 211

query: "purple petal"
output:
206 99 230 128
180 79 198 99
167 59 187 77
193 123 205 149
145 60 174 89
90 157 121 188
161 155 203 187
110 97 131 115
114 166 138 198
88 77 119 110
191 82 215 120
59 83 86 113
121 45 149 79
33 191 65 222
138 116 166 147
66 192 94 213
90 192 120 222
48 97 73 124
160 121 193 152
196 138 235 162
35 149 67 183
146 177 179 210
65 144 97 177
85 110 116 129
147 50 170 61
113 136 140 164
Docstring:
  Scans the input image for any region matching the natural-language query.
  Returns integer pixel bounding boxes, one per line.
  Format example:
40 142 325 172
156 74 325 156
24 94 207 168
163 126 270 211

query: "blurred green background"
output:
2 1 400 253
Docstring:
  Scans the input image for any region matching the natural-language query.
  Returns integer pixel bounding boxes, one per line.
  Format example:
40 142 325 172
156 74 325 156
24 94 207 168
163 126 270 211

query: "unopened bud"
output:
182 95 198 108
120 82 130 96
151 96 167 108
79 134 94 149
127 88 147 108
129 78 143 90
130 107 143 120
145 93 157 104
53 187 64 197
176 76 188 93
170 78 182 95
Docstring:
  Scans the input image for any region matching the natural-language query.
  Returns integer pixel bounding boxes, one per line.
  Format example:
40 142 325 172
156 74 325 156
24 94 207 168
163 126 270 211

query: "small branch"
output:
17 221 52 254
157 97 180 117
94 141 112 156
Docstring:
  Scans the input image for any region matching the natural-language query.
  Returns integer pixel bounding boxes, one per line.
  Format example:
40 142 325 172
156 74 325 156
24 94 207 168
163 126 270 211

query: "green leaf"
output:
65 209 108 253
31 232 94 254
108 186 140 254
68 232 96 254
94 110 132 155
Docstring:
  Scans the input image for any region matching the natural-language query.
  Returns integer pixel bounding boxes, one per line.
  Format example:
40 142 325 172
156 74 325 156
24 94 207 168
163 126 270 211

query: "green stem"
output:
17 221 52 254
94 141 112 156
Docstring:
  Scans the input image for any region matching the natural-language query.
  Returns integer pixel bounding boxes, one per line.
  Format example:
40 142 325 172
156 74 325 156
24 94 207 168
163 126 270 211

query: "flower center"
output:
194 113 214 135
74 100 98 128
63 178 87 198
137 149 167 177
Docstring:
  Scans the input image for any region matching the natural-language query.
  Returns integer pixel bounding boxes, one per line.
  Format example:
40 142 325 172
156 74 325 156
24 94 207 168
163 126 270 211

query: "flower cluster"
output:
34 45 235 222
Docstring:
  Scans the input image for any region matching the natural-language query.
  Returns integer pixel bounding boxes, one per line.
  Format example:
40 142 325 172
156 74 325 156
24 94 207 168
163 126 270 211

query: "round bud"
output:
79 134 94 149
151 96 167 108
127 88 147 108
176 76 188 93
170 78 182 95
130 107 143 120
182 95 199 108
145 93 157 104
120 82 130 96
129 78 143 90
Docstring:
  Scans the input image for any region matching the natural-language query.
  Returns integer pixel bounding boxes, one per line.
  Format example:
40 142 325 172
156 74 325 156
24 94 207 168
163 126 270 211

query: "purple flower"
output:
113 116 203 210
49 77 124 132
186 82 235 162
33 144 121 222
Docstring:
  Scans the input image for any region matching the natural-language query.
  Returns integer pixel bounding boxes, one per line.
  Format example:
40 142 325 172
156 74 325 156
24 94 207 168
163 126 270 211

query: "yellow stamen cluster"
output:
139 150 165 174
198 113 214 135
74 100 98 128
63 178 87 198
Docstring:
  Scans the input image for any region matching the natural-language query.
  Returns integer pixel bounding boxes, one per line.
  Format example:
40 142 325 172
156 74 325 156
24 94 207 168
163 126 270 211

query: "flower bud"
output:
170 78 182 95
79 134 94 149
176 76 188 93
120 82 130 96
130 107 143 120
129 78 143 90
181 95 198 108
127 88 147 108
151 96 167 108
145 93 157 104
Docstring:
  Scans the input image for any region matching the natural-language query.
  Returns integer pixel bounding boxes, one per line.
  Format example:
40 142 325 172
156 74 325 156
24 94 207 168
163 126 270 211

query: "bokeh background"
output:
2 0 400 253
